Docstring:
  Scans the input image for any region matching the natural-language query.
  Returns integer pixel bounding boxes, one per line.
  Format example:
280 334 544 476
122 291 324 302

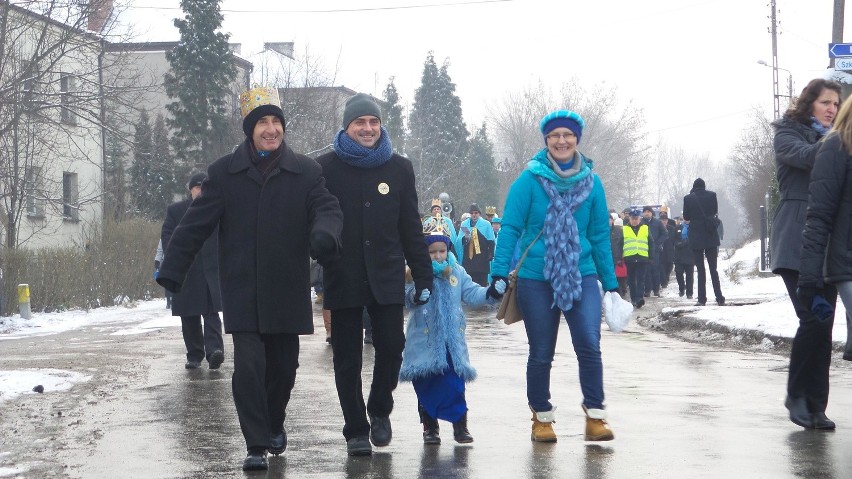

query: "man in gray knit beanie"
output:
342 93 382 129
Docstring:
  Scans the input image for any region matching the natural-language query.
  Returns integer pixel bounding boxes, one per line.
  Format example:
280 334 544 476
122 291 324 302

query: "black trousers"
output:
674 263 694 297
661 260 674 287
626 261 647 303
181 313 223 363
779 269 837 413
231 332 299 449
331 303 404 440
692 248 723 303
644 253 661 294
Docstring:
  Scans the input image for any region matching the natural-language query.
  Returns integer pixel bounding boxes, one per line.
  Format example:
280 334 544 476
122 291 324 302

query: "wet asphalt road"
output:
1 297 851 478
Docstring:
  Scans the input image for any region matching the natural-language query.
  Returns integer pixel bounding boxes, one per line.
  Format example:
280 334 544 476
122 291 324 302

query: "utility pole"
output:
769 0 781 119
832 0 845 70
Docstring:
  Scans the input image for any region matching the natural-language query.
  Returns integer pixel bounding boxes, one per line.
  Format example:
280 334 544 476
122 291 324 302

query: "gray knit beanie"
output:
342 93 382 129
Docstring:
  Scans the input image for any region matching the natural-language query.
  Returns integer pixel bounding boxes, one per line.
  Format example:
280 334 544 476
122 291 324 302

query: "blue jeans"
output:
517 275 604 411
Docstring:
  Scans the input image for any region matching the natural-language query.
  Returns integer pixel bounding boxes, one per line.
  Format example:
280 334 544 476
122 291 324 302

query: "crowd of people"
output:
152 81 851 472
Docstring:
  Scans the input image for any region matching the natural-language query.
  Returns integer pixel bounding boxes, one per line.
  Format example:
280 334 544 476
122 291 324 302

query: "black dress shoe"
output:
694 301 705 306
716 297 726 306
369 415 392 446
270 430 287 455
242 448 268 471
811 412 836 430
347 436 372 456
185 360 201 369
785 395 813 429
208 349 224 370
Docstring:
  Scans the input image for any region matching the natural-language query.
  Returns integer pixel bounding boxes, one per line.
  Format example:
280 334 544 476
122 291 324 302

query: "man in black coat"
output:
157 86 343 472
316 93 433 457
641 206 668 296
161 172 223 370
658 211 677 288
682 178 725 306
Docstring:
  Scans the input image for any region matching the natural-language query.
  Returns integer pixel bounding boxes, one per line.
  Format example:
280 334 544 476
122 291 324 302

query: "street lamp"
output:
757 59 794 119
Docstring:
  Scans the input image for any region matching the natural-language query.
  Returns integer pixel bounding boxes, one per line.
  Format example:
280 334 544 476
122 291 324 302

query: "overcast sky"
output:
121 0 844 163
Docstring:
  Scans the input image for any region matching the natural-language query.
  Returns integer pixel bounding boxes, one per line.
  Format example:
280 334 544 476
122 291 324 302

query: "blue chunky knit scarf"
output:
333 126 394 168
809 116 831 137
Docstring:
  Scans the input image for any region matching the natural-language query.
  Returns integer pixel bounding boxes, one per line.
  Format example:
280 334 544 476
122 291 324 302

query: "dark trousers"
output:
626 261 647 303
231 333 299 449
674 263 694 297
661 260 674 287
181 313 223 363
693 248 723 303
331 303 405 440
644 253 660 294
779 269 837 413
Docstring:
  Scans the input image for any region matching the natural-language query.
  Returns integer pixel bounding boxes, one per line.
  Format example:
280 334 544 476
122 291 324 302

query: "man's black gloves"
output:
310 231 337 264
157 277 181 294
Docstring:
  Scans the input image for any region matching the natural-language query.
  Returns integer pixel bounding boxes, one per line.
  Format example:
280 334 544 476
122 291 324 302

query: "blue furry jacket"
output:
399 262 497 382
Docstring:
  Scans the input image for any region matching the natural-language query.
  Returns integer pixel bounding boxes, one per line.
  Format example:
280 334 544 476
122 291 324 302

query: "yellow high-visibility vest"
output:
623 224 649 258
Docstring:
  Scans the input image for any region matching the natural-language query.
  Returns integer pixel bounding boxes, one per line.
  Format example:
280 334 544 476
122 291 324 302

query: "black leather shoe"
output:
423 427 440 445
346 436 372 456
369 415 392 446
242 448 268 471
716 296 726 306
694 301 705 306
269 430 287 455
811 412 836 430
785 395 813 429
185 360 201 369
452 422 473 444
208 349 224 370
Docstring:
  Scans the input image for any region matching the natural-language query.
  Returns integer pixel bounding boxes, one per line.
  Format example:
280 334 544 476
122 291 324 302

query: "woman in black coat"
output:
770 79 841 431
795 96 852 430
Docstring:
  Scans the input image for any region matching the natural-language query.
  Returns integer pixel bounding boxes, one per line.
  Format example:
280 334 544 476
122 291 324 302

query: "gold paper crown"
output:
431 198 442 208
239 85 281 119
423 218 449 237
485 206 497 215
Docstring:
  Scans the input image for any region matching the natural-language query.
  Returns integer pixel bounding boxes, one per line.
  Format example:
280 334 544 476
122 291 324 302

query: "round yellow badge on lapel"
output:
378 182 390 195
449 275 458 287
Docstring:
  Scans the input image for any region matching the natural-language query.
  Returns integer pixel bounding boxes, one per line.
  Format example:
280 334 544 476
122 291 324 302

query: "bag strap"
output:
512 229 544 276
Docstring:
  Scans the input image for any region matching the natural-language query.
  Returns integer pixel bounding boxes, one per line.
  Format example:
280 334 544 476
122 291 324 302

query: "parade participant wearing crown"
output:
453 203 496 286
157 85 343 471
424 198 458 248
400 221 505 445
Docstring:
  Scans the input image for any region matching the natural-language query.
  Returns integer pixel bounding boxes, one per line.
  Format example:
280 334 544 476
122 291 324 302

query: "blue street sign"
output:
829 43 852 58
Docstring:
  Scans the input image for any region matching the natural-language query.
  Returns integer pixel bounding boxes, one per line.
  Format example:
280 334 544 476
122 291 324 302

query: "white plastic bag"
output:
603 291 632 332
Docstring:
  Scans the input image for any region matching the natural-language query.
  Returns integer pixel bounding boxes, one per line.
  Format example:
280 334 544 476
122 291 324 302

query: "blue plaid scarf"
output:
333 126 394 168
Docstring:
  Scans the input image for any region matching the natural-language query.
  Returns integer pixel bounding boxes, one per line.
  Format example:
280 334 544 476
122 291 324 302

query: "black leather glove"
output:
157 277 182 294
413 288 431 305
796 286 819 313
487 276 508 300
310 231 336 263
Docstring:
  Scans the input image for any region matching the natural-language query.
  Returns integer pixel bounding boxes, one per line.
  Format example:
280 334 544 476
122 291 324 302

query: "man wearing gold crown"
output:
316 92 432 456
157 85 343 471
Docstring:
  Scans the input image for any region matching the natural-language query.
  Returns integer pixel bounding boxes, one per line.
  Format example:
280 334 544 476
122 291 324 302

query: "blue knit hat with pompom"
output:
540 110 585 145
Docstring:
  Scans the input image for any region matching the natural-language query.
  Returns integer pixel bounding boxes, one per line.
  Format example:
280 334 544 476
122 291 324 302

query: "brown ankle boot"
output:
583 405 614 441
530 407 557 442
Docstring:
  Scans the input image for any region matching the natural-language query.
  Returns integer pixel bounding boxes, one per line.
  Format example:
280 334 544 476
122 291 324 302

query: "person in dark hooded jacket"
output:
682 178 724 306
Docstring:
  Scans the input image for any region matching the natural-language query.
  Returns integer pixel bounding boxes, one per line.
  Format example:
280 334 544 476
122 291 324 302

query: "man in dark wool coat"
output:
682 177 725 306
316 93 433 457
161 171 223 370
157 86 343 472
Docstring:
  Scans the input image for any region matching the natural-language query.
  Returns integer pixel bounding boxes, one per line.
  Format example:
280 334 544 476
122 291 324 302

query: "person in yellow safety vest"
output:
622 209 655 308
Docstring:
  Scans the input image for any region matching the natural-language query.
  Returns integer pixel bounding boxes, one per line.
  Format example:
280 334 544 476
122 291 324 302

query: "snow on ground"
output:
0 240 847 402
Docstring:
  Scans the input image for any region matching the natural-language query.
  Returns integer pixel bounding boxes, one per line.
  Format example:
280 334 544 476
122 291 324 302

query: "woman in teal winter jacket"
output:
491 110 617 443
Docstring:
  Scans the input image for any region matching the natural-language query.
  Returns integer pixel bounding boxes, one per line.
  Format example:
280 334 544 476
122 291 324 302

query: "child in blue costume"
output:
400 223 506 444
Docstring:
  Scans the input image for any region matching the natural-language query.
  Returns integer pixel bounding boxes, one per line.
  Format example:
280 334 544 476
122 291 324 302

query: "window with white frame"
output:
25 166 44 218
60 73 75 124
62 171 79 221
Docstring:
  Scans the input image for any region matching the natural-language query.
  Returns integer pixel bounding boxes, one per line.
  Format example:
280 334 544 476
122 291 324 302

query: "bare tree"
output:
0 0 154 248
729 107 774 240
652 138 707 212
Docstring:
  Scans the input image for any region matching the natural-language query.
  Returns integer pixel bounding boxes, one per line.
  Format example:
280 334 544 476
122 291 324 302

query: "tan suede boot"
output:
530 406 557 442
583 405 614 441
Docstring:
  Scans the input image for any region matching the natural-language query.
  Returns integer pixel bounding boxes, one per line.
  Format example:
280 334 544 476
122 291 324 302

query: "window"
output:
60 73 75 124
62 172 79 221
25 166 44 218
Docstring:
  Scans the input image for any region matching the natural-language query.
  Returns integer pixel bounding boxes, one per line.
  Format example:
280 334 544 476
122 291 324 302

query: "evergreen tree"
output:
103 130 128 222
408 52 469 209
150 113 176 220
130 109 155 218
165 0 238 171
464 123 500 210
382 77 406 154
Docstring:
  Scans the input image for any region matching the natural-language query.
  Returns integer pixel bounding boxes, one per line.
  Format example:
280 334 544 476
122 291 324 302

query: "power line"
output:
646 108 753 134
130 0 515 14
